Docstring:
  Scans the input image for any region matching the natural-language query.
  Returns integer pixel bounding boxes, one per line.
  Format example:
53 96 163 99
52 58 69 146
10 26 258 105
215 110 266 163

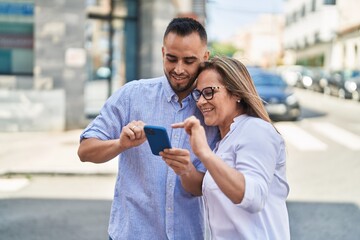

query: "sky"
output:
206 0 284 41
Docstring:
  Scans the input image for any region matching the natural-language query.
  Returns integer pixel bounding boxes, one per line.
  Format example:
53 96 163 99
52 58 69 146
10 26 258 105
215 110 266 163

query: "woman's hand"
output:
172 116 212 160
160 148 195 176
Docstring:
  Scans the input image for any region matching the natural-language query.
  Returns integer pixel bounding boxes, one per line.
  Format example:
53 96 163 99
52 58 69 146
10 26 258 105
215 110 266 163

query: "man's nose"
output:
174 62 184 74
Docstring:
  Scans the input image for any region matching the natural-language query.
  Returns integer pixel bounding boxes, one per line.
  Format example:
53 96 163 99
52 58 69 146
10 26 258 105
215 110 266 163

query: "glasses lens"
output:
202 87 214 100
192 90 201 101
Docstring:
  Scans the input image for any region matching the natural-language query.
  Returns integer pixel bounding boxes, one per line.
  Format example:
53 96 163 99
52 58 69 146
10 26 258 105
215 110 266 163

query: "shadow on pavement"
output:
0 198 111 240
299 106 327 119
287 201 360 240
2 198 359 240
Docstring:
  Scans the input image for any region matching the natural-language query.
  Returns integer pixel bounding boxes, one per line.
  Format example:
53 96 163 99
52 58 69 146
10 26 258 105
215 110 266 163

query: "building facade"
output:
283 0 360 71
230 14 284 68
283 0 338 68
0 0 205 131
331 0 360 70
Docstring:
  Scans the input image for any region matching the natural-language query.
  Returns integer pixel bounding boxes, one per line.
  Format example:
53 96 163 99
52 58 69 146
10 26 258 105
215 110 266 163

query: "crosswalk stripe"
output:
311 122 360 151
0 178 29 192
276 123 328 151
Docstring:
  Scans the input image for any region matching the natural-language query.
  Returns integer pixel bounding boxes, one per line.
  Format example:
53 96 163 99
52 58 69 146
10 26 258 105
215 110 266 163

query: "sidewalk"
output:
0 129 117 176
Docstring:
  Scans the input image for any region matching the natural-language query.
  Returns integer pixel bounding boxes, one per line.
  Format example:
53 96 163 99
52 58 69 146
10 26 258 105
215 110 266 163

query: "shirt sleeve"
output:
80 83 132 141
235 121 280 213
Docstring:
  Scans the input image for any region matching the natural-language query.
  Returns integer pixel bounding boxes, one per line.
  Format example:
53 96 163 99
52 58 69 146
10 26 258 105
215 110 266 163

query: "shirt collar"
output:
218 114 248 143
229 114 248 132
161 76 177 102
161 76 195 105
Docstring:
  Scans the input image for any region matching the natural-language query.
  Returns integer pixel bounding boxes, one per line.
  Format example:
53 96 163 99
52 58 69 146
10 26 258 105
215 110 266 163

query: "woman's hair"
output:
198 56 271 123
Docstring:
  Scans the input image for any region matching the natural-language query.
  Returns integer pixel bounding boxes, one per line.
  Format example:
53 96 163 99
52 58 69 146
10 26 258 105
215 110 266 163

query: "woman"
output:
161 56 290 239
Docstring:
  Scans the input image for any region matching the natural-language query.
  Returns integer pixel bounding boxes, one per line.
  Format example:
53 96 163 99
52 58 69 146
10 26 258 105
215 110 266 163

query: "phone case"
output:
144 125 172 155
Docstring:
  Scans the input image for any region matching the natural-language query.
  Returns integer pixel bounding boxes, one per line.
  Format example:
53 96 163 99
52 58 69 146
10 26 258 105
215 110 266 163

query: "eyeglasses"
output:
191 86 222 102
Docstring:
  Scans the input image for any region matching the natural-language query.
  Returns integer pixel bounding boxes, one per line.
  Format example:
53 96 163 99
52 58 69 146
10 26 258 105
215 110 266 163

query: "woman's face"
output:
196 69 240 130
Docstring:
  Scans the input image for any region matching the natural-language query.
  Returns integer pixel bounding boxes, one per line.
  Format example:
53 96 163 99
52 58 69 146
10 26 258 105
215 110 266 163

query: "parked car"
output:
248 67 301 121
344 76 360 101
324 70 360 99
276 65 309 88
301 67 331 93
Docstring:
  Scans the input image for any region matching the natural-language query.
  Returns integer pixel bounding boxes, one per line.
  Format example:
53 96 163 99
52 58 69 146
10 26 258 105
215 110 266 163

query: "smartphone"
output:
144 125 172 155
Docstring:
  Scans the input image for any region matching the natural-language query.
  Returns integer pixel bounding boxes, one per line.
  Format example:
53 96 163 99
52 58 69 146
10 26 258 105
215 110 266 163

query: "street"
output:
0 175 115 240
1 88 360 240
280 89 360 240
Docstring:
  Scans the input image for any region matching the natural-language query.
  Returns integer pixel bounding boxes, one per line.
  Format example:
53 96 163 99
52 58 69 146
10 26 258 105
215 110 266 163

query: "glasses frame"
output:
191 86 222 102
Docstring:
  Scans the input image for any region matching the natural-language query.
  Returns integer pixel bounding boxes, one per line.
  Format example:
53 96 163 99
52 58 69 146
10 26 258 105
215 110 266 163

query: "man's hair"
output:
164 17 207 44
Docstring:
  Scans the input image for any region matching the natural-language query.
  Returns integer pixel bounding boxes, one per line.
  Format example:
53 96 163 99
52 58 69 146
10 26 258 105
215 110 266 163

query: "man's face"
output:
162 32 209 100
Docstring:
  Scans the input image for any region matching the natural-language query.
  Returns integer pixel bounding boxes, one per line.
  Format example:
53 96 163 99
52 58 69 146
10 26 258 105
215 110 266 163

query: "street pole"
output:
107 0 114 98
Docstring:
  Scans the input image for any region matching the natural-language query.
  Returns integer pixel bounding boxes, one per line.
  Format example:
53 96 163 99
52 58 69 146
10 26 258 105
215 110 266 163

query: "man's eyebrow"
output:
165 54 198 61
166 53 176 58
184 56 197 61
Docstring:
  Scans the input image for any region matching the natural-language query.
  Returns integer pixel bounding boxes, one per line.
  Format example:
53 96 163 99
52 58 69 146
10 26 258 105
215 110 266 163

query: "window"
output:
355 44 358 56
311 0 316 12
0 2 34 75
301 5 306 17
323 0 336 5
293 12 297 22
314 32 320 43
85 0 138 84
84 0 138 116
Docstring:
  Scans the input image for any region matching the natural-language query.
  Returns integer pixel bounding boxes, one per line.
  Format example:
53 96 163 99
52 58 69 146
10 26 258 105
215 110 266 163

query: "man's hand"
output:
119 120 147 150
78 120 147 164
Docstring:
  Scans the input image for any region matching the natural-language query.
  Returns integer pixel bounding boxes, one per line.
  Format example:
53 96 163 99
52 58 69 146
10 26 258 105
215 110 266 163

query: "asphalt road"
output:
282 88 360 240
0 175 115 240
1 174 360 240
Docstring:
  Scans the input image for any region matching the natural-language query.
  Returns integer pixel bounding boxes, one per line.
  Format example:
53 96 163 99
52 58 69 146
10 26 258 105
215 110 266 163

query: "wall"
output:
138 0 176 78
35 0 87 130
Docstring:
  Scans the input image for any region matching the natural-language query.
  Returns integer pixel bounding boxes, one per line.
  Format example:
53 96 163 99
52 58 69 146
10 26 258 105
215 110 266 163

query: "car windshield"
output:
344 70 360 79
251 72 287 87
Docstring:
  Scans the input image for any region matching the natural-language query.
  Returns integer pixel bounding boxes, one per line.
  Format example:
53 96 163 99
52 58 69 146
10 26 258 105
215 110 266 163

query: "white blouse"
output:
202 114 290 240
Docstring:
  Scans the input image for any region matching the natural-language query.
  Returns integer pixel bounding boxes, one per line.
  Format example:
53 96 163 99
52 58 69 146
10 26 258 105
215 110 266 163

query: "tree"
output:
209 41 240 58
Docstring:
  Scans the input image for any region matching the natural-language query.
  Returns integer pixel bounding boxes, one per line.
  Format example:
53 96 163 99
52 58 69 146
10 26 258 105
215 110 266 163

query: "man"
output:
78 17 219 240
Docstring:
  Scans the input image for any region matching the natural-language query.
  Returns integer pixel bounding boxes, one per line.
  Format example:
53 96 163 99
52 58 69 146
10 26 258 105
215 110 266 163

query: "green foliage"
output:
209 41 240 58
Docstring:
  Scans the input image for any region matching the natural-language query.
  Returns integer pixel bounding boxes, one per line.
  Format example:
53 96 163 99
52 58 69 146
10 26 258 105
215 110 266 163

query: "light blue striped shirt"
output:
80 76 219 240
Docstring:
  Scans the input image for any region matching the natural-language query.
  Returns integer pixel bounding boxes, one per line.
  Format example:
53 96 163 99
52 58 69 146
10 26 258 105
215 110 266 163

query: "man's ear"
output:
203 50 210 61
162 46 165 58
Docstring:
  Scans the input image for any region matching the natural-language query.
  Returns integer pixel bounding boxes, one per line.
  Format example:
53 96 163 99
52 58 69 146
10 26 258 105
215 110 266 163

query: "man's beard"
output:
165 72 197 94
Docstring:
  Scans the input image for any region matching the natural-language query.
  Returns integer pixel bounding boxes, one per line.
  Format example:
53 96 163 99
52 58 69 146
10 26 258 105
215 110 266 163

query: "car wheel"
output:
324 86 331 96
338 89 345 99
352 91 360 101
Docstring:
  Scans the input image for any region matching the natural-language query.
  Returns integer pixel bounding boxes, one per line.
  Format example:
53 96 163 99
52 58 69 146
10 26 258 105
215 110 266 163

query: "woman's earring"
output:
237 99 241 103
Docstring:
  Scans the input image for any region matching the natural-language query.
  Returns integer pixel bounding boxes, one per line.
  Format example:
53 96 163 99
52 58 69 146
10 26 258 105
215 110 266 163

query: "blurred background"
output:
0 0 359 239
0 0 359 130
